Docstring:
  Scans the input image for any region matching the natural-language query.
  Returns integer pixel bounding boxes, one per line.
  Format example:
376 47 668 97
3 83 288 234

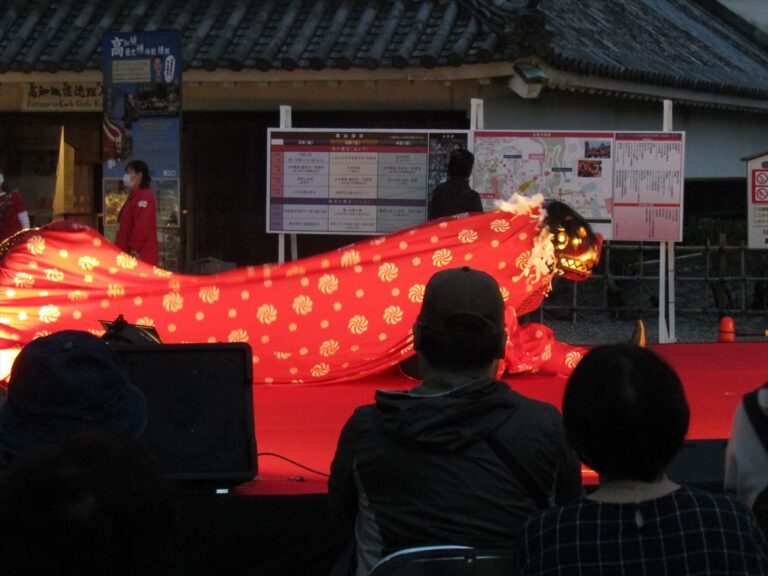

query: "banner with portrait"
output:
101 30 182 270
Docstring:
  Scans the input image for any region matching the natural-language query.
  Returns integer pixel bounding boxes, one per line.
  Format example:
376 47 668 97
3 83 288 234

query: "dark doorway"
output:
683 178 747 244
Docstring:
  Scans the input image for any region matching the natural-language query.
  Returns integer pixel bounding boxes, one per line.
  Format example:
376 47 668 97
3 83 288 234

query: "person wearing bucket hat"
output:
329 267 582 576
0 330 147 466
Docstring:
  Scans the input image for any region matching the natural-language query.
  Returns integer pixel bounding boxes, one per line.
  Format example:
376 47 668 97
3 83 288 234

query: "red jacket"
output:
115 186 159 265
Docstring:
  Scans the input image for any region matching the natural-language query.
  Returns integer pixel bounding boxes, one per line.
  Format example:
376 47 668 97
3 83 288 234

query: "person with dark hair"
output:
428 148 483 220
0 166 30 244
0 330 147 469
514 344 768 575
115 159 158 265
329 266 582 575
0 431 182 576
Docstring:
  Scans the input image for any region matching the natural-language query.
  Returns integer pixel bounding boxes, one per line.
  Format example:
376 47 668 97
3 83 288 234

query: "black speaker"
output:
113 343 257 488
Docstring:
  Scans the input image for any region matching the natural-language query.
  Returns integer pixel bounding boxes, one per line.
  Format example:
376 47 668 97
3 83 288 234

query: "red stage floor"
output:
240 342 768 495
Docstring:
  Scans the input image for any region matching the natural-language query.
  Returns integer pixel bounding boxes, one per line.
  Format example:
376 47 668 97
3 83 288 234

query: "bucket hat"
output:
0 330 146 456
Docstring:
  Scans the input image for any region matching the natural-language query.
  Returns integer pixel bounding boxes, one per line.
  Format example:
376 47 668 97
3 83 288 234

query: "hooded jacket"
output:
328 374 582 575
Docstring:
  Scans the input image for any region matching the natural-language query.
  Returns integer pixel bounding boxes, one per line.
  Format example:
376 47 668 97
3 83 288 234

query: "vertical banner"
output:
101 30 182 270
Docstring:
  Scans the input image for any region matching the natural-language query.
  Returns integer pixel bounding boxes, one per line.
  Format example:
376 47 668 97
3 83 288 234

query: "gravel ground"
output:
537 311 768 346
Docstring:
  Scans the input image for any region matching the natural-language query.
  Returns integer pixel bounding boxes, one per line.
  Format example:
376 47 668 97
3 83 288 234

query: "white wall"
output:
718 0 768 32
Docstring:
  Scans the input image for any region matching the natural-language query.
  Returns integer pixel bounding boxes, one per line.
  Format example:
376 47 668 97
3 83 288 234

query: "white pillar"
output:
277 105 296 264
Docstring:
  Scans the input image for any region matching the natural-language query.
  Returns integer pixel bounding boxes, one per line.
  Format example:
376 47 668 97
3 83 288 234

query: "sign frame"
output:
471 129 685 242
266 128 469 235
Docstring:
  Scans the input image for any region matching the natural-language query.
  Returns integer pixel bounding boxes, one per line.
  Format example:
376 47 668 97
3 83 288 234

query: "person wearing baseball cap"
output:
329 267 582 575
0 330 147 468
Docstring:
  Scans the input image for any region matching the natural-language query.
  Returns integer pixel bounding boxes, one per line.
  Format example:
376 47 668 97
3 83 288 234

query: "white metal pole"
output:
663 99 676 342
659 243 669 342
469 99 483 202
470 98 484 132
277 105 295 264
279 105 292 129
667 239 676 341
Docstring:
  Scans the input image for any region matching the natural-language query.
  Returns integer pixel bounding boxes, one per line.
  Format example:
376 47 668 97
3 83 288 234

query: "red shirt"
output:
0 190 27 243
115 186 159 265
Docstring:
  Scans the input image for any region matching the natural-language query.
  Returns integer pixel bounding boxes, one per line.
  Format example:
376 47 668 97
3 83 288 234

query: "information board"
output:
267 129 467 235
747 154 768 249
472 130 685 241
611 132 684 242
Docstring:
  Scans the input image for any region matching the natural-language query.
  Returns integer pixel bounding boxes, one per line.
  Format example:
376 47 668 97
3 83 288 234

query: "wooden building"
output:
0 0 766 266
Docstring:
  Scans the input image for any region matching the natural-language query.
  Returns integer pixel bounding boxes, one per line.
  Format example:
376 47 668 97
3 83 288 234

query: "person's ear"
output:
413 321 423 351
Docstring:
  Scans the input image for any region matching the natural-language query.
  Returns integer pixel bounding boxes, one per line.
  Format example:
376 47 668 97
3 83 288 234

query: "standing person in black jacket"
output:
328 266 582 576
428 148 483 220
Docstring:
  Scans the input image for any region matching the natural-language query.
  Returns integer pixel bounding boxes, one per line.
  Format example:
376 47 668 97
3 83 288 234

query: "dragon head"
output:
543 200 603 281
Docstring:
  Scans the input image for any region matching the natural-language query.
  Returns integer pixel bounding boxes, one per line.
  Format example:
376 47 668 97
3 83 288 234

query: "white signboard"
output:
747 155 768 249
612 132 684 242
472 130 685 241
473 131 616 221
267 129 467 235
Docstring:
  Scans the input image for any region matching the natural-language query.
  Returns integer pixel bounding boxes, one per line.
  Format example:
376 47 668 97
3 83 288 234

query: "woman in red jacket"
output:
115 160 159 266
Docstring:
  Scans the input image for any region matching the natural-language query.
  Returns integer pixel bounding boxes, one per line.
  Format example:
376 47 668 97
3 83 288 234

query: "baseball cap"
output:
0 330 147 457
416 267 506 368
419 266 504 338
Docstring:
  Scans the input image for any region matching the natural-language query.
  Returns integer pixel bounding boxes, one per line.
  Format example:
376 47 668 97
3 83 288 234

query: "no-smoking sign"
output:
753 170 768 203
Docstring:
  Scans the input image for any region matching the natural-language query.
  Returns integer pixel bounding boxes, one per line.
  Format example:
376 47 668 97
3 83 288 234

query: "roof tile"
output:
0 0 763 101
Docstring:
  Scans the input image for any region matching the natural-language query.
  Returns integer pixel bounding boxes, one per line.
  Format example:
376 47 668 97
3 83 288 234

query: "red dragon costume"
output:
0 195 601 385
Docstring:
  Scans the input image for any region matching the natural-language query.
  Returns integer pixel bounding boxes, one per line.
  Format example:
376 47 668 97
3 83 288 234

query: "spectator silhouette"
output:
0 329 146 469
0 430 182 576
329 266 582 575
515 344 768 575
428 148 483 220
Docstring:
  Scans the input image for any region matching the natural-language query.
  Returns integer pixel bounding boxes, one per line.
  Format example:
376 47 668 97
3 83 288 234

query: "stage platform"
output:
241 342 768 495
156 342 768 576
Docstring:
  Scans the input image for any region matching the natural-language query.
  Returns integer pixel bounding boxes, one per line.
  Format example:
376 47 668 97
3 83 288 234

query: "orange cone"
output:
718 316 736 343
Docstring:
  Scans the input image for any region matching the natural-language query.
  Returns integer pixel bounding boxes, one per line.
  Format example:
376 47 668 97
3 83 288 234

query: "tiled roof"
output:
0 0 766 100
542 0 768 100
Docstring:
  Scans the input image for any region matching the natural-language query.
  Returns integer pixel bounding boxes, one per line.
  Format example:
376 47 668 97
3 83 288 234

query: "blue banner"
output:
101 30 182 269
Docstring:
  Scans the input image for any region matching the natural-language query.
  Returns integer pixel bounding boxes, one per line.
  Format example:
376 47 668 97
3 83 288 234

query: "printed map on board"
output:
473 131 615 222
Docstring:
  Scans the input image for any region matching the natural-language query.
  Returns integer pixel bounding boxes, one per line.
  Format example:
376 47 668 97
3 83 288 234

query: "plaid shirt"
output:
515 486 768 575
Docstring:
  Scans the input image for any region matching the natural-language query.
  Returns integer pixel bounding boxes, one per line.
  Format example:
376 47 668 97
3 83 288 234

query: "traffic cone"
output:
630 319 646 347
718 316 736 343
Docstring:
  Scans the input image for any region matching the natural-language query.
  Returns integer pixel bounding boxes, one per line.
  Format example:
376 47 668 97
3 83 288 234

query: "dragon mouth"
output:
553 231 603 282
558 255 597 280
542 200 604 283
